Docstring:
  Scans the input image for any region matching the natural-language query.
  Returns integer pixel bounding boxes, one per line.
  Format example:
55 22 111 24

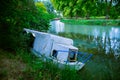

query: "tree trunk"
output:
105 0 112 19
105 0 109 19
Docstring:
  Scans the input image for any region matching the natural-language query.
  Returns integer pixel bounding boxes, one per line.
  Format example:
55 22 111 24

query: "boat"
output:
24 28 93 70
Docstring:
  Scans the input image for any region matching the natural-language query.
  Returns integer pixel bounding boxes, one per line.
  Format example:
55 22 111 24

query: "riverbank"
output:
61 19 120 26
0 48 120 80
0 49 80 80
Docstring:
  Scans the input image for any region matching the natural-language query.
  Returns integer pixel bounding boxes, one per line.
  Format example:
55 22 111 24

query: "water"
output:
50 20 120 58
49 20 120 80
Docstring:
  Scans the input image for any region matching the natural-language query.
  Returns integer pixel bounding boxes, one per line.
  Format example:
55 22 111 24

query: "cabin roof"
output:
24 28 73 45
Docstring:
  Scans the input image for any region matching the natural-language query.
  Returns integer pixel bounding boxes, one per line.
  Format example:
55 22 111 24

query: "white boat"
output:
24 28 92 70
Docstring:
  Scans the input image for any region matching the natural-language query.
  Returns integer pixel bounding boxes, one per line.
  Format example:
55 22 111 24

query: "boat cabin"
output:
24 28 78 62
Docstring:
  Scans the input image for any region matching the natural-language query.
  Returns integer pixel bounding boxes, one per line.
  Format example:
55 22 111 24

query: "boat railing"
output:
56 50 93 63
78 52 93 63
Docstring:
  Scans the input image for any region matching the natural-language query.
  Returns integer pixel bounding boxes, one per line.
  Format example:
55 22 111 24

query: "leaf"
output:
69 2 73 7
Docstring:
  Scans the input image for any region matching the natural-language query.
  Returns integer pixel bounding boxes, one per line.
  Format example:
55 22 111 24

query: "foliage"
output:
0 0 52 51
0 46 120 80
35 2 47 13
51 0 120 19
0 49 82 80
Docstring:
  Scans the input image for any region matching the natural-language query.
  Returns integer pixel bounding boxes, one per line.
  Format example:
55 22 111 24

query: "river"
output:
49 20 120 58
49 20 120 80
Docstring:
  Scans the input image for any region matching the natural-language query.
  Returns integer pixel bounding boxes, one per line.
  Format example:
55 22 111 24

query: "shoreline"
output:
60 19 120 26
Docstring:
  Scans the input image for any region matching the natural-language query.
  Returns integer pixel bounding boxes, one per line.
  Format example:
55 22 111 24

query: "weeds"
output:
0 46 120 80
0 49 81 80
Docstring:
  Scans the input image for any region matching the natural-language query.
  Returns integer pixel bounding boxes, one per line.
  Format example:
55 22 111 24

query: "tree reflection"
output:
58 32 120 59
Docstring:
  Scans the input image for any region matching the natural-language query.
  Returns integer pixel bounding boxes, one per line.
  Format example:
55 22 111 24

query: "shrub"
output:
0 0 52 52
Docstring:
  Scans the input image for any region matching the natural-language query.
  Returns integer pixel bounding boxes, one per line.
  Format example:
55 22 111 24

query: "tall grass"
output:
0 46 120 80
0 49 82 80
18 49 82 80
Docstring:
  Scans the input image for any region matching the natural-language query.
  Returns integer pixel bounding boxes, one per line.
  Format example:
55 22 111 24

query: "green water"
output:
50 20 120 58
58 33 120 80
50 20 120 80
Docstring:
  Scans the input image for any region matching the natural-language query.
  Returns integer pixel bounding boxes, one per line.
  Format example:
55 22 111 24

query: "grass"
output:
0 49 81 80
0 49 120 80
60 18 120 26
0 47 120 80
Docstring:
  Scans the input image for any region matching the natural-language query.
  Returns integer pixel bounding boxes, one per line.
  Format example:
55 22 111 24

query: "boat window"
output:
52 50 58 58
69 49 77 62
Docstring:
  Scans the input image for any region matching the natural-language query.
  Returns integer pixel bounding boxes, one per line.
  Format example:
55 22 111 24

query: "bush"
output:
109 7 118 19
0 0 52 52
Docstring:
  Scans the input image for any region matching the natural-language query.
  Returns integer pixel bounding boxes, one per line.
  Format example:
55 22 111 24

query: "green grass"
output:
0 49 81 80
0 48 120 80
90 16 105 19
61 19 120 26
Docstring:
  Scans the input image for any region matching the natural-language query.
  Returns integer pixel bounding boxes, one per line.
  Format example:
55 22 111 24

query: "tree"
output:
51 0 120 19
51 0 97 18
0 0 51 51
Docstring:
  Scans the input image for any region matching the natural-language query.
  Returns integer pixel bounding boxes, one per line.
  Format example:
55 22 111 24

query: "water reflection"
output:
50 20 64 33
49 20 120 58
94 35 120 58
110 28 120 39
